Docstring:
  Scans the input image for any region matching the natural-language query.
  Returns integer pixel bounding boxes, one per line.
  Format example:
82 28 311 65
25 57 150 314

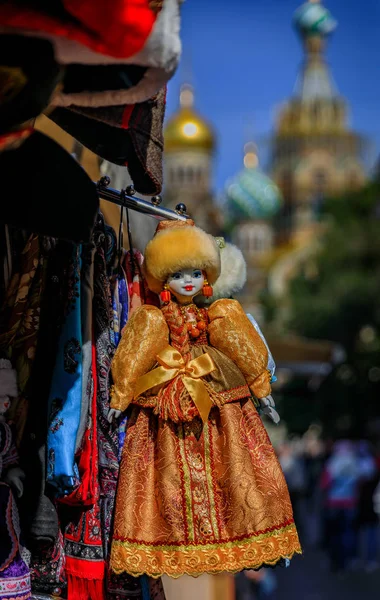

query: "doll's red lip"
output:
184 285 194 291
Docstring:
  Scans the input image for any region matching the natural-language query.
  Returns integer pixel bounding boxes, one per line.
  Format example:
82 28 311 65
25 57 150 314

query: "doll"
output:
0 359 31 599
108 220 301 579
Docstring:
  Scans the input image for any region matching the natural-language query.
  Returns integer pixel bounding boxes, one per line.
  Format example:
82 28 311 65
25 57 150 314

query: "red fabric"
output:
122 105 135 129
0 0 157 59
66 557 105 580
67 569 105 600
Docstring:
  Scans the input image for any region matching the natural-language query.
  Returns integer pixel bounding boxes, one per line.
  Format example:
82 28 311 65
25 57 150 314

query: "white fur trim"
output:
212 243 247 300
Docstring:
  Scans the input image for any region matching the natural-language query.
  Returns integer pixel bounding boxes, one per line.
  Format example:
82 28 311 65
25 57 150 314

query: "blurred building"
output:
272 0 366 242
224 143 282 318
224 0 368 319
164 84 223 234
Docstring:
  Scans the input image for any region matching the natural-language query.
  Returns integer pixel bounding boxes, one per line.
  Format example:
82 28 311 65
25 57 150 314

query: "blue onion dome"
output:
294 1 337 37
225 145 282 222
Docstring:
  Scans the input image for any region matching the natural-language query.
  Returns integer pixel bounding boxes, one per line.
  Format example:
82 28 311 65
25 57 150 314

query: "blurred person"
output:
304 428 326 503
302 433 327 547
355 440 380 571
235 569 277 600
320 440 360 572
278 441 307 540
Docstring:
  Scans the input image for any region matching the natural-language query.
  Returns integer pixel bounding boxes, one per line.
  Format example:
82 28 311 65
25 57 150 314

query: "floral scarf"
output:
46 245 82 496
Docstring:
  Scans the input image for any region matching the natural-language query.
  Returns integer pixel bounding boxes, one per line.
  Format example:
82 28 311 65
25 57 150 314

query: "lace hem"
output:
110 522 301 578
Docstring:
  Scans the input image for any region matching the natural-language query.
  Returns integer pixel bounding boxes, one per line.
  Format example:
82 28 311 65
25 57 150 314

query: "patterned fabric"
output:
93 220 119 559
17 241 73 551
61 222 113 597
110 265 130 462
208 300 272 399
109 300 301 577
111 406 300 578
0 570 31 600
110 249 165 600
29 531 66 598
111 268 129 349
63 342 105 599
46 245 82 496
0 421 18 475
110 306 169 413
0 234 46 445
76 242 96 453
0 483 31 599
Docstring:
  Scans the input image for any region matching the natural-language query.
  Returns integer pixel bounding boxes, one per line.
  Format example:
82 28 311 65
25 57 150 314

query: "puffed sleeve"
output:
208 299 271 399
110 305 169 412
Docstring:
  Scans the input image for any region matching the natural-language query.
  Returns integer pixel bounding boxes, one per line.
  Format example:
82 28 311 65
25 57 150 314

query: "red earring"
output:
202 278 213 297
160 284 171 303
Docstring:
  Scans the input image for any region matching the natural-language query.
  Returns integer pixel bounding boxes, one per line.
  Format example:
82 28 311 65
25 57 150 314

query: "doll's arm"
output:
110 305 169 413
208 299 271 399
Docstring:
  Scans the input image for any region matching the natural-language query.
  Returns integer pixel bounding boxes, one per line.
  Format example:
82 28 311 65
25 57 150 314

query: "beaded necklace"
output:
179 303 207 339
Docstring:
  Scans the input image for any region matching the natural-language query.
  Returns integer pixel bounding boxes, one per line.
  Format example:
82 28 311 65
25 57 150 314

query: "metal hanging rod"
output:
96 176 189 222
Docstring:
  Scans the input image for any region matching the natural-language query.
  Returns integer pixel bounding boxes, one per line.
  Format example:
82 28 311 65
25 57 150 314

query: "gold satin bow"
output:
134 346 216 423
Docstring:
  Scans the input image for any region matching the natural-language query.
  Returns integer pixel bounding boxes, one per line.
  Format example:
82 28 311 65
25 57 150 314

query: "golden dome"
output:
164 85 215 153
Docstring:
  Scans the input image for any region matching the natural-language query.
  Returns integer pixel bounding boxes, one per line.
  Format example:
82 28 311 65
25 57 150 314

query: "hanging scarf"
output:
46 245 82 496
109 248 163 600
63 341 106 600
93 220 119 554
93 219 152 600
0 234 46 445
18 240 75 554
110 264 130 462
111 264 129 348
76 242 96 454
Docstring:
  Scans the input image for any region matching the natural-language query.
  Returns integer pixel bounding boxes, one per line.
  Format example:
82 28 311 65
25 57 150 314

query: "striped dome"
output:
225 167 282 222
294 2 337 37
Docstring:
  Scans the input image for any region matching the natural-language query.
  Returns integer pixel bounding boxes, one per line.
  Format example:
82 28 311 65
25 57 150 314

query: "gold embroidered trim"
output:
111 523 301 579
203 422 220 540
178 424 195 541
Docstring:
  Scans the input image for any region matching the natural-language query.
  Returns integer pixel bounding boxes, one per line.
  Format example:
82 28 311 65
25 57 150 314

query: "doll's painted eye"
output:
193 270 202 278
171 272 183 280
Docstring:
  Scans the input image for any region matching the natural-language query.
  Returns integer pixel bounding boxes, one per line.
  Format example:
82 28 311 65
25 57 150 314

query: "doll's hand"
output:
258 395 280 424
107 408 122 423
4 467 25 498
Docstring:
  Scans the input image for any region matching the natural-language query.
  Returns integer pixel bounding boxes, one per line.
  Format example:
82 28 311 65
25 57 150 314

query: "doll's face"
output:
167 268 205 299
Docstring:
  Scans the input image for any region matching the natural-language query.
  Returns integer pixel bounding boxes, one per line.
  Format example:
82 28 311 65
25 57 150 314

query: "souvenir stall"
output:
0 3 301 600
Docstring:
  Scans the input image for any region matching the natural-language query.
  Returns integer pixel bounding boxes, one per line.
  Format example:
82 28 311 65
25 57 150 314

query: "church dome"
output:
165 85 215 153
294 1 336 38
225 145 282 222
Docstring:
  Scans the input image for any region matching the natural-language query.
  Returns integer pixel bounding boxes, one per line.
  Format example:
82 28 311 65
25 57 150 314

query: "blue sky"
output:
165 0 380 193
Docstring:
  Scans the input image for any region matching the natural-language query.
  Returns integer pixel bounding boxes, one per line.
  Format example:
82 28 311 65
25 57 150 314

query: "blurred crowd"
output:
234 427 380 599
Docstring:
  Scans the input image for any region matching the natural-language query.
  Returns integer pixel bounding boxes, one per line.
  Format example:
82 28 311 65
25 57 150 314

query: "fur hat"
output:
195 238 247 306
144 220 221 294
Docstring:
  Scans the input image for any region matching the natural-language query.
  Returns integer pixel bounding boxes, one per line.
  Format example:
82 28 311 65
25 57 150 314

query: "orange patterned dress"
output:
109 299 301 578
